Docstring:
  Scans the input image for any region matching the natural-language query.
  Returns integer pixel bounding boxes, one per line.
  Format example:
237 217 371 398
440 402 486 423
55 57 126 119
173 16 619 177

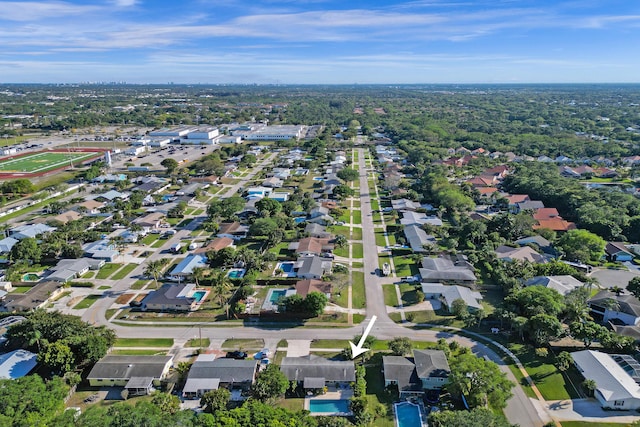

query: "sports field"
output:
0 151 99 174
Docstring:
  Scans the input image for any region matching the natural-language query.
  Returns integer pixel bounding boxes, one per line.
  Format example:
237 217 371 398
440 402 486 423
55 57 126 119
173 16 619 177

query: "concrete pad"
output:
547 398 640 423
286 340 311 357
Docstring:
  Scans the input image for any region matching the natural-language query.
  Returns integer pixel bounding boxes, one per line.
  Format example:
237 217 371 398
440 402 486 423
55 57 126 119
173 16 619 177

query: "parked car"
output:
401 276 419 283
254 348 271 359
226 351 248 360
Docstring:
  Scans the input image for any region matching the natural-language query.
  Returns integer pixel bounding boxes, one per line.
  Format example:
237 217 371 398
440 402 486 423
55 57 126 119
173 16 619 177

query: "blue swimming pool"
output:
395 402 422 427
309 399 350 414
227 269 246 279
269 289 287 304
192 291 207 303
278 262 295 273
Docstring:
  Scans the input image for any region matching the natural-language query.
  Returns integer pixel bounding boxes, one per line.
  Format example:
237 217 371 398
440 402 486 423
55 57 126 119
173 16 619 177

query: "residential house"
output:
524 275 585 296
133 212 164 233
505 194 530 212
391 198 419 212
514 235 553 254
0 349 38 379
83 240 119 262
421 283 483 312
87 355 173 396
262 176 283 188
307 206 334 225
167 255 208 281
294 279 332 299
383 350 450 397
304 223 332 239
572 350 640 410
246 186 272 198
288 237 334 257
606 242 635 262
400 211 443 227
533 208 561 222
294 256 331 279
515 200 545 213
0 237 18 254
50 210 82 225
182 354 259 399
140 283 197 312
280 355 355 391
495 245 546 264
194 237 234 255
10 223 56 240
589 290 640 326
47 258 104 283
217 222 249 240
95 190 128 202
418 255 477 285
0 281 64 312
404 225 436 253
533 218 576 232
74 200 104 214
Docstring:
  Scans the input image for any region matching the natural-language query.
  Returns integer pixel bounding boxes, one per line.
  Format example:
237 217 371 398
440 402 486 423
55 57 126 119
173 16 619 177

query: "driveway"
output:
547 398 640 423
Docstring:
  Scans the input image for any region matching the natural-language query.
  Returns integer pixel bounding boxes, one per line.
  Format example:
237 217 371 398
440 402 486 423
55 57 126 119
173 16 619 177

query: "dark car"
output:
226 351 248 359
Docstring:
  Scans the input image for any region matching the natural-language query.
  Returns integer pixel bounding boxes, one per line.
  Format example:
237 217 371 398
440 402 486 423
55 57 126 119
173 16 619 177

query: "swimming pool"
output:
192 291 207 303
227 268 246 279
312 177 325 181
278 262 295 273
395 402 423 427
308 399 350 414
269 289 287 304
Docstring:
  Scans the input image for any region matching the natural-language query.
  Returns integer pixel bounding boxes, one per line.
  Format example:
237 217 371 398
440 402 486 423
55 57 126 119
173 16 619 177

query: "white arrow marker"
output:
350 315 377 359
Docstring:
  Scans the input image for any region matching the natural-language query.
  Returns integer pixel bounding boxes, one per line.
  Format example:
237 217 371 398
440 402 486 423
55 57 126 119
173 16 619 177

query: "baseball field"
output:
0 151 100 175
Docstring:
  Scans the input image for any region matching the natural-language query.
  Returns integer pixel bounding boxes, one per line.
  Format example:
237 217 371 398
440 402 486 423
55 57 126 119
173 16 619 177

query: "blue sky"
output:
0 0 639 84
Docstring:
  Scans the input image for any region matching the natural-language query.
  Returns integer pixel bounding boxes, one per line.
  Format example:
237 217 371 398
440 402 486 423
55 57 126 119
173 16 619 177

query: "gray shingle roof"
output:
186 358 258 383
414 350 450 379
382 356 421 392
87 355 173 380
589 290 640 317
280 355 355 383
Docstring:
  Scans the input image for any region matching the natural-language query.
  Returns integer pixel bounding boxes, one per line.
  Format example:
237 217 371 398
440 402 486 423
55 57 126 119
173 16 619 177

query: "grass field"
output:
110 263 138 280
72 294 101 309
0 151 99 174
114 338 174 347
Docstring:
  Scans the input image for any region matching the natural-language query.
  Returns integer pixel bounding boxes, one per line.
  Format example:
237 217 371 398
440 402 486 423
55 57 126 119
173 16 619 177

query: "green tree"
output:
430 407 516 427
527 313 563 346
303 291 328 316
451 298 469 319
144 259 168 289
200 388 230 413
39 340 75 375
388 337 413 356
10 237 42 263
161 158 179 173
249 217 279 237
628 277 640 299
333 234 348 248
333 184 355 199
252 364 289 402
210 271 233 318
556 351 573 372
255 198 282 217
446 352 514 409
151 392 181 415
505 286 565 317
207 196 245 220
557 229 606 263
337 167 359 182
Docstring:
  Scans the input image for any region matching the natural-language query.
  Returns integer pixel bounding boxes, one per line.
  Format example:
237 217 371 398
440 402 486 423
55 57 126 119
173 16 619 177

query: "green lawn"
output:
131 280 150 290
509 343 581 400
382 285 399 307
72 294 101 309
352 243 364 258
151 239 166 248
110 349 168 356
186 338 211 348
333 245 349 258
140 234 160 245
114 338 174 348
352 261 364 268
353 210 362 224
352 271 366 309
364 354 400 427
392 254 418 276
96 263 121 279
267 242 292 259
375 231 388 247
399 284 422 306
111 263 138 280
310 339 349 348
10 286 33 294
351 227 363 240
222 339 264 349
277 398 304 412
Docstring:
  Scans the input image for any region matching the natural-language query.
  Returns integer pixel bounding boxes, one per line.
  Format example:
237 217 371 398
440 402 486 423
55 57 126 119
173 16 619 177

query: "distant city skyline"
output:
0 0 639 84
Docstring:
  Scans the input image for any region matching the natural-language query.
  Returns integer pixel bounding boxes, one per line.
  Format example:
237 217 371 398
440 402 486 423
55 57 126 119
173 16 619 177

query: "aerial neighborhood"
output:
2 85 640 426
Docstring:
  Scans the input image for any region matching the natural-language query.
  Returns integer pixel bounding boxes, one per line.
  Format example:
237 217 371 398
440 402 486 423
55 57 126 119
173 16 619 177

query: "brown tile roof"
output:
194 237 234 254
534 218 576 232
77 200 104 210
296 237 333 255
533 208 560 221
295 279 333 298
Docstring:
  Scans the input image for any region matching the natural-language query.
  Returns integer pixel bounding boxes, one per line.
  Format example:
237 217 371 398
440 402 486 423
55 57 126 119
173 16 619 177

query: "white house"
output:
589 290 640 326
572 350 640 410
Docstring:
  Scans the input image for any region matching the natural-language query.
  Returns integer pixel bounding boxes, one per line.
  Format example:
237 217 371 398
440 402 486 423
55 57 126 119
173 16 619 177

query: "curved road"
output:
83 148 545 427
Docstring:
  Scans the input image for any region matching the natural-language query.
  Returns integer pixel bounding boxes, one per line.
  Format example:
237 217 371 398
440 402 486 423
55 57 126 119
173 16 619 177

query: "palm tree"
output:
210 271 233 318
144 259 168 289
192 266 209 289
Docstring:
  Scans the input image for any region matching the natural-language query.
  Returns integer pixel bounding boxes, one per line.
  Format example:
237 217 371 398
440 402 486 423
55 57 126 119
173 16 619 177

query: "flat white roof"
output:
572 350 640 402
